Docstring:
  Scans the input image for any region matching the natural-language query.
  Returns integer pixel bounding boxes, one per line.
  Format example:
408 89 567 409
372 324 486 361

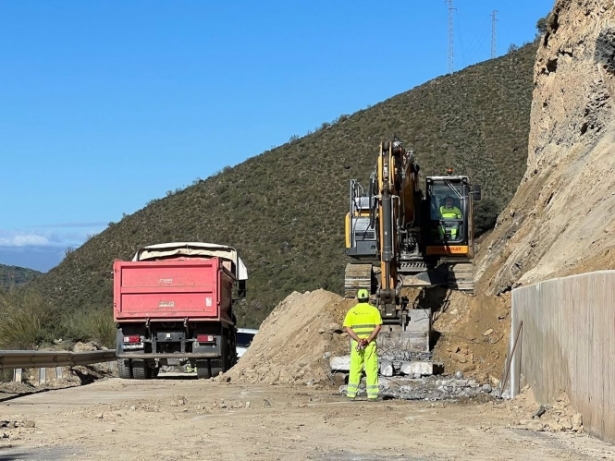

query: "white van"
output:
236 328 258 359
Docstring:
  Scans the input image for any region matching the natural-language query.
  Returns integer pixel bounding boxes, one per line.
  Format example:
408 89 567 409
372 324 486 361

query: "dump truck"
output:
344 138 481 352
113 242 248 379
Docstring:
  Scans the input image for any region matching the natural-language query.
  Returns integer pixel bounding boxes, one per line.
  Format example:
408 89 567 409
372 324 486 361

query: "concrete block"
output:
330 356 350 372
380 361 394 377
398 361 434 377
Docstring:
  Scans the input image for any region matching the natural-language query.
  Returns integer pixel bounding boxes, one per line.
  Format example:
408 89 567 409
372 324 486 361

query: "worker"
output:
342 289 383 401
439 196 462 239
440 196 462 219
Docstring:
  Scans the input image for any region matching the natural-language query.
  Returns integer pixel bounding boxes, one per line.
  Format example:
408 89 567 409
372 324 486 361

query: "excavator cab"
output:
425 175 481 257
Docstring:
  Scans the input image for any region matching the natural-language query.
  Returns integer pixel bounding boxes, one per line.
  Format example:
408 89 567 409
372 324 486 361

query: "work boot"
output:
367 396 382 402
347 396 356 401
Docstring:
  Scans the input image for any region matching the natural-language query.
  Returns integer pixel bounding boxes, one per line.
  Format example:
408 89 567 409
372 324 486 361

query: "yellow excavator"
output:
344 138 481 352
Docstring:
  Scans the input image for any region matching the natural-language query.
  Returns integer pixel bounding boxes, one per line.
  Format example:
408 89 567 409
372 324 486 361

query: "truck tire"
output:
196 360 212 379
117 358 133 379
151 366 159 378
132 359 151 379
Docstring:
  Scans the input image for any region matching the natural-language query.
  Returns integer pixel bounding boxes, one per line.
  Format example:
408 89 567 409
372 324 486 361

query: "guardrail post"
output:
13 368 22 383
38 368 46 385
55 366 63 379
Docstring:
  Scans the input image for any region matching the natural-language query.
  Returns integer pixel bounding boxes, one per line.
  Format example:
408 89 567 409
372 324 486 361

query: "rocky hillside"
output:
433 0 615 381
0 264 41 288
477 0 615 294
34 44 537 327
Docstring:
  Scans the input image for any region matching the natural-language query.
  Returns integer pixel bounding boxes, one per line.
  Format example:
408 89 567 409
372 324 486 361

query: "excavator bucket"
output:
377 309 431 353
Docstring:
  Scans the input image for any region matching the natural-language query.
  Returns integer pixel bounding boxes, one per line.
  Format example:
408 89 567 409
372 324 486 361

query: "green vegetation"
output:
0 288 53 349
0 264 41 289
34 43 537 329
61 306 116 348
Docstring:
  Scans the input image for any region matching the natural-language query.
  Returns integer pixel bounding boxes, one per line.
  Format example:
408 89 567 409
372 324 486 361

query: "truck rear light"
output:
197 335 215 344
123 335 141 344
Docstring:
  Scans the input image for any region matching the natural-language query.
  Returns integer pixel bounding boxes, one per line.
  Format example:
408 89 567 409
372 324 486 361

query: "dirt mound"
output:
222 289 352 386
432 290 510 383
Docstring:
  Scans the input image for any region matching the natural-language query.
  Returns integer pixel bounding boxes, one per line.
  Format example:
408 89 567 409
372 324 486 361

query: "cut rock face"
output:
477 1 615 294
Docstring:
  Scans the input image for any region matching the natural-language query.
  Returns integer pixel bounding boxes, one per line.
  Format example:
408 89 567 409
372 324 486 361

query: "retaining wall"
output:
510 271 615 443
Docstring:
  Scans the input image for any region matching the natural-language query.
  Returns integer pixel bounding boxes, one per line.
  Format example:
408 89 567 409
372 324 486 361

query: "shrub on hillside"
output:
62 306 116 349
0 288 54 349
474 198 500 237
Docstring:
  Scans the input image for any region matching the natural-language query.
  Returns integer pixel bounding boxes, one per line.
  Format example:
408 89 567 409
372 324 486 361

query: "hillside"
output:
0 264 41 288
34 44 537 327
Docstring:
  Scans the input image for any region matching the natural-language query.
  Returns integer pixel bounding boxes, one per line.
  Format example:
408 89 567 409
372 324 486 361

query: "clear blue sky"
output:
0 0 554 271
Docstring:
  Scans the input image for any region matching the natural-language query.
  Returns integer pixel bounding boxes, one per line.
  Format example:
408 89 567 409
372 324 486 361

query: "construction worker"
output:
439 196 462 239
342 289 383 401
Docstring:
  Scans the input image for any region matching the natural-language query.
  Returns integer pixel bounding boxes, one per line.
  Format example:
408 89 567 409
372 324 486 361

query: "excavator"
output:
344 138 481 352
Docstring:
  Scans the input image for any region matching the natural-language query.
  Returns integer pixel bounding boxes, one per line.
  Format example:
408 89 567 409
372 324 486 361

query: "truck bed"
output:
113 258 231 322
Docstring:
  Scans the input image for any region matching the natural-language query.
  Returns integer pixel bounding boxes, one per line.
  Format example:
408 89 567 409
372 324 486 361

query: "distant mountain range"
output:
0 263 42 288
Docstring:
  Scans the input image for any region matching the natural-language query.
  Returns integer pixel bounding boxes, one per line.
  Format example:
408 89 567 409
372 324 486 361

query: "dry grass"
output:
0 288 54 349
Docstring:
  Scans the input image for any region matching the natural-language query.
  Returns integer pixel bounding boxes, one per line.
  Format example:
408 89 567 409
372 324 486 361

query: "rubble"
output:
338 375 498 401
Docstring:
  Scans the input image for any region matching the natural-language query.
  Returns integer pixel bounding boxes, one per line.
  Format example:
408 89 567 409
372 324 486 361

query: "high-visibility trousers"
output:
346 340 379 399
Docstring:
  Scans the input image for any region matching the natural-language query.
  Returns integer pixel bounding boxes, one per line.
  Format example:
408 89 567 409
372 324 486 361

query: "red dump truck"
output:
113 242 248 379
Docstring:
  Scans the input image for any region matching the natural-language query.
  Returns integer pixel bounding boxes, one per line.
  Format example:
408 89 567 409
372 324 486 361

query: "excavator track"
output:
344 263 373 298
447 263 474 292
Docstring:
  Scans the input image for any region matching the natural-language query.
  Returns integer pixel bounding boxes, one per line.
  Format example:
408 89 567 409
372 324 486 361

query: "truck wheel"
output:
117 358 133 379
132 359 151 379
196 360 212 379
151 367 159 378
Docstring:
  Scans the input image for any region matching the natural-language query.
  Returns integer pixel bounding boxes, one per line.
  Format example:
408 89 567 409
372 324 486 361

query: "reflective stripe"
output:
350 324 377 330
347 384 359 389
366 385 379 389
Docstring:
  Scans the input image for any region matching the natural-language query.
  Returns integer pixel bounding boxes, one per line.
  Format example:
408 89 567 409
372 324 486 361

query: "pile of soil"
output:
222 289 353 386
432 290 511 383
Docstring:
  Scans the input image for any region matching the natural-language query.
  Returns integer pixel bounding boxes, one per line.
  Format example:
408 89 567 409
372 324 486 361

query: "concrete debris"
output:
379 350 432 362
339 375 498 401
380 361 394 377
398 362 434 378
329 356 351 372
329 355 437 378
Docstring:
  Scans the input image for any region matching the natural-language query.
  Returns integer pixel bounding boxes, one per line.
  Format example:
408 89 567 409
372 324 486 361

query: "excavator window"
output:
427 180 468 244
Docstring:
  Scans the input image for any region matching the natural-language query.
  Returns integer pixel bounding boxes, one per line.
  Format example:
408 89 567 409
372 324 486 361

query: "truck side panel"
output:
114 258 223 321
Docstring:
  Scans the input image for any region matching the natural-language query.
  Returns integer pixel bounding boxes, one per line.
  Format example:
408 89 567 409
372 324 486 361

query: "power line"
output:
491 10 498 59
446 0 455 73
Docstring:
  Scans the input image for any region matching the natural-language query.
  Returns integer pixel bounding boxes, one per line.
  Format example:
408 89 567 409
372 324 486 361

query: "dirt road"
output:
0 375 613 461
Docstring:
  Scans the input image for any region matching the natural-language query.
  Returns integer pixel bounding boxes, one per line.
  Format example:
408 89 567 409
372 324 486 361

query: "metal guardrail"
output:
0 350 116 371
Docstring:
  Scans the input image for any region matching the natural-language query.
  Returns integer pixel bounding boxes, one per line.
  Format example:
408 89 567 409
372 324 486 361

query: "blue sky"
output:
0 0 553 272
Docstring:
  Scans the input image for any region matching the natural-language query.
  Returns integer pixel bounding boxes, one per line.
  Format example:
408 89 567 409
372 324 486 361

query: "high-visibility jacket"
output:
440 205 462 219
343 302 383 399
342 302 383 339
